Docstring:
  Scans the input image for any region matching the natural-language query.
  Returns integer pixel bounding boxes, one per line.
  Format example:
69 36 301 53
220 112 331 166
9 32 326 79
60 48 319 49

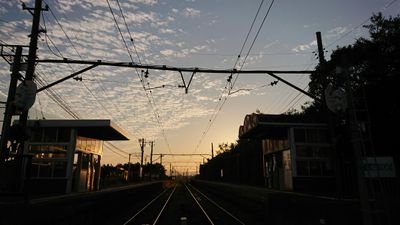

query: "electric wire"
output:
35 71 81 119
40 13 116 120
233 0 265 69
115 0 142 64
104 142 127 158
38 4 138 158
230 0 275 91
106 0 136 64
106 0 172 153
193 0 275 153
43 2 142 141
326 0 399 49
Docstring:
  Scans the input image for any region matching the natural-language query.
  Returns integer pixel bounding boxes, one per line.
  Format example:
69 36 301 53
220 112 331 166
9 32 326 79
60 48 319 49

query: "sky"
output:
1 0 399 175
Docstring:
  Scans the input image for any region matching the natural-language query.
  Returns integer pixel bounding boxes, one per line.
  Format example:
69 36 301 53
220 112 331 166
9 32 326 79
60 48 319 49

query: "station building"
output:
239 114 334 194
18 119 129 194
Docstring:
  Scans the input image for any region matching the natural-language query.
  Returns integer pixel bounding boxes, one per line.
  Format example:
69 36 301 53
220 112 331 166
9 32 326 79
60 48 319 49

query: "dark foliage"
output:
306 13 400 151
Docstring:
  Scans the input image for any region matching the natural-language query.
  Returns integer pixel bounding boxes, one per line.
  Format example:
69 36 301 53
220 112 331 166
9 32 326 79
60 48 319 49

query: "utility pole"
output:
159 153 163 165
211 142 214 158
18 0 48 151
139 138 145 179
0 46 23 158
316 32 325 64
316 32 344 199
149 141 154 179
150 141 154 165
340 60 372 225
169 163 172 177
128 153 131 181
318 31 371 225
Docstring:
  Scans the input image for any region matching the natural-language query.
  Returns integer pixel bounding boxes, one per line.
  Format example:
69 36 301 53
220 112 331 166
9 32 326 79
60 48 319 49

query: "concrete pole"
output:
140 138 145 179
0 46 22 157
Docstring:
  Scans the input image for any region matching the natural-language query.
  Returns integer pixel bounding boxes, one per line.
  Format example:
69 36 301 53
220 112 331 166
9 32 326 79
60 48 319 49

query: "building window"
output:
43 128 57 142
294 128 329 143
29 144 68 159
295 150 332 177
57 128 71 142
29 127 71 143
294 127 332 177
31 160 67 178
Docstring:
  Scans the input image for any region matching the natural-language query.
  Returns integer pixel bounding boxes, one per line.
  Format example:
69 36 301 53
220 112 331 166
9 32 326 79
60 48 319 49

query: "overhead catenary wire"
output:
230 0 275 91
25 4 137 159
192 0 276 153
106 0 173 153
115 0 142 64
42 2 142 140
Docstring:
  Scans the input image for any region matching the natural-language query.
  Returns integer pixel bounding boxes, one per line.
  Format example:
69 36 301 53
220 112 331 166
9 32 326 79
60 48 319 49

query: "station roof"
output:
22 119 130 141
239 114 327 139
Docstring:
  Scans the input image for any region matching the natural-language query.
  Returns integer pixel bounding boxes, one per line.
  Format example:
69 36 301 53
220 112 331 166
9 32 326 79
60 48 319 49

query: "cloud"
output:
263 40 279 49
0 0 274 166
183 8 200 17
291 40 317 52
326 26 348 39
160 49 176 56
127 0 158 5
160 28 176 34
0 5 7 14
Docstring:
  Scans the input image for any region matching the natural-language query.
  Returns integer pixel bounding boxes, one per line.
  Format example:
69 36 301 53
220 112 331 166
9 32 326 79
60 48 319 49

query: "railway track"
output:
122 181 246 225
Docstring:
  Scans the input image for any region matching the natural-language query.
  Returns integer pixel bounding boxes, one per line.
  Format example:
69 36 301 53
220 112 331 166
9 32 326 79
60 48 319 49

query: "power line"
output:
20 4 136 160
233 0 265 69
115 0 142 64
35 73 81 119
43 2 142 140
192 0 276 153
106 0 172 153
106 142 129 155
106 0 136 64
230 0 275 91
326 0 399 48
104 142 127 159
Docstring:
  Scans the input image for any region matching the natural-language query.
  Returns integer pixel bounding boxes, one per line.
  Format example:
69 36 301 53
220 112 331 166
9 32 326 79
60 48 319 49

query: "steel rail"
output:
185 183 215 225
188 183 246 225
152 185 176 225
122 187 172 225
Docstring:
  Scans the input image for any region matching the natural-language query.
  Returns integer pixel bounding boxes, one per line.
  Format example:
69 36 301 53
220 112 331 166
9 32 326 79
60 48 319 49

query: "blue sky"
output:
1 0 399 174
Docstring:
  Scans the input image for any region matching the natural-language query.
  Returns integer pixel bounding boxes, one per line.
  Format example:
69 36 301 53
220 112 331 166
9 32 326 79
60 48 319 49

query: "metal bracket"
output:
178 69 197 94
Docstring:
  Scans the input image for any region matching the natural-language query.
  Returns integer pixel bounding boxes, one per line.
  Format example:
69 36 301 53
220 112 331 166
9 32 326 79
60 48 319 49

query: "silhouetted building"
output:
239 114 334 194
200 113 335 195
16 119 129 194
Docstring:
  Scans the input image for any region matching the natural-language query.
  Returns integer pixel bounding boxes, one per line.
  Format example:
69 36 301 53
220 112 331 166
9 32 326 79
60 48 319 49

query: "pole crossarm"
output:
36 59 315 74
